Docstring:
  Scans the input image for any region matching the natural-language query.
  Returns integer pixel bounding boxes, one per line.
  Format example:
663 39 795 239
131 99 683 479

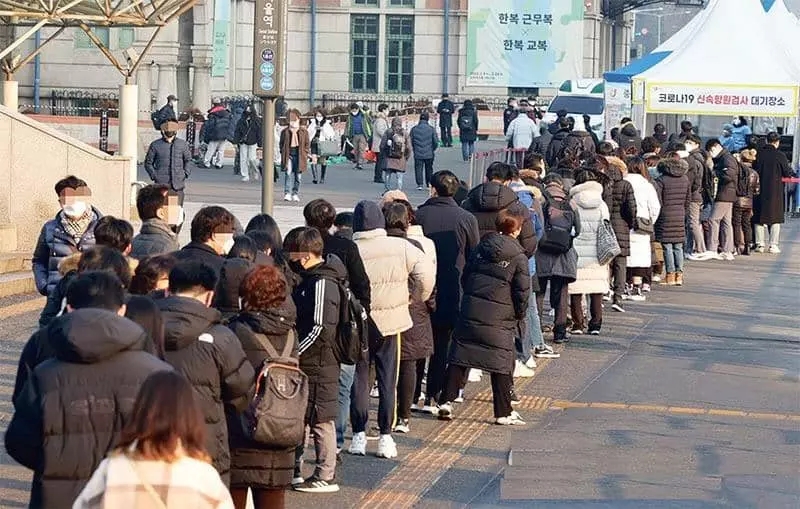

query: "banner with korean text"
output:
645 83 799 117
466 0 584 88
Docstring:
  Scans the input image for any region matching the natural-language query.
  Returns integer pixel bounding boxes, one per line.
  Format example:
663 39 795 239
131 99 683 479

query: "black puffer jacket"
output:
462 181 537 258
204 106 235 142
158 296 255 481
6 309 171 509
321 231 371 312
562 130 596 158
450 233 529 374
227 309 297 489
292 259 344 423
172 242 226 276
685 150 707 204
618 123 642 152
713 149 740 203
655 159 691 244
607 163 637 256
545 129 571 168
214 258 255 320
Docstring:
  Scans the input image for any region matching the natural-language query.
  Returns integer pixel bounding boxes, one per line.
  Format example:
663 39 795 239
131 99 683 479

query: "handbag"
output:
318 139 339 157
635 217 654 234
597 220 621 265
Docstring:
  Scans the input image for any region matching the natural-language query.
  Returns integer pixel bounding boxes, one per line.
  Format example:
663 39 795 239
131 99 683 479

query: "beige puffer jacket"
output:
353 228 435 336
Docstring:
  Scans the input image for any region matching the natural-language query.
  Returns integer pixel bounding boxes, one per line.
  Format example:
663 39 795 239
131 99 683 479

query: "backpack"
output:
150 110 163 130
241 330 308 448
320 276 369 365
538 190 576 255
458 111 475 132
735 160 750 197
702 164 717 203
387 130 406 159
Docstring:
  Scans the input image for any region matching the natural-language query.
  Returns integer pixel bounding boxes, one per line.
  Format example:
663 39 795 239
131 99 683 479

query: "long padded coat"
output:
654 159 692 245
568 181 611 296
606 159 637 257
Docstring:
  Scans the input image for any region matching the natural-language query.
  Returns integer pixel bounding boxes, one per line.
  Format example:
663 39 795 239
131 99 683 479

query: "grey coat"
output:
144 137 194 191
130 218 179 260
534 184 580 282
410 122 438 160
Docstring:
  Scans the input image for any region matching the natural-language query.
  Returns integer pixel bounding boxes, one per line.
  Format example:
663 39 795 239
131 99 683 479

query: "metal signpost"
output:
253 0 288 215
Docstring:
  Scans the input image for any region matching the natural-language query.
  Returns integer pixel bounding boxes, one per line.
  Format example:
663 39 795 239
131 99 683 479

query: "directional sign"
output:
252 0 287 97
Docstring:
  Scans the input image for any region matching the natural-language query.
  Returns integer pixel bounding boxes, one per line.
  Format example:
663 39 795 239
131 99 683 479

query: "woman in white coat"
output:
568 171 611 335
624 156 661 300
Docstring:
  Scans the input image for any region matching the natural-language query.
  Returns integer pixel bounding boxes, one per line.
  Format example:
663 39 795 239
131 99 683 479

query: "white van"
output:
543 79 605 137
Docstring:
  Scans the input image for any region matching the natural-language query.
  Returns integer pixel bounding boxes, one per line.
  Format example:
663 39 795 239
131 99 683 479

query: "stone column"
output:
176 65 191 110
156 63 178 105
192 63 212 111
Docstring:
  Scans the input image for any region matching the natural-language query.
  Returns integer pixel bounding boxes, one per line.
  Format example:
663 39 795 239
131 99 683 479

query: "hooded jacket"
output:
618 123 642 152
625 172 661 268
381 117 413 171
462 181 538 258
655 159 691 244
226 309 297 489
568 181 610 295
130 218 180 259
172 242 226 276
234 113 262 146
203 106 234 142
534 183 580 281
562 130 597 158
6 309 172 508
353 201 435 336
158 296 254 481
606 159 637 256
712 149 740 203
320 230 371 312
450 233 530 374
545 128 572 168
415 196 481 326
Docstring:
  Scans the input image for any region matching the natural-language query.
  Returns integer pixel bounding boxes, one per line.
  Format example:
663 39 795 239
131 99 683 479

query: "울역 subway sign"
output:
645 83 799 117
252 0 287 97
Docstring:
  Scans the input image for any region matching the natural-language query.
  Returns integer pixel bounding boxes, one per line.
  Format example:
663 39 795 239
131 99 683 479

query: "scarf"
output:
60 210 93 243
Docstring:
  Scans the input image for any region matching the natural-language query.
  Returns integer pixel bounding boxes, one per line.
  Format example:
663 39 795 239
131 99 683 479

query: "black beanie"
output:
353 200 385 233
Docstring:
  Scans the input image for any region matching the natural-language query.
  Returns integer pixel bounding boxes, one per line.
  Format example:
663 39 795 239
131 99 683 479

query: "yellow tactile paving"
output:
549 400 800 421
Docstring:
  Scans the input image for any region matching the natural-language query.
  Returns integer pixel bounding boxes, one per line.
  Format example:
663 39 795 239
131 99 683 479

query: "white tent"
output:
766 0 800 65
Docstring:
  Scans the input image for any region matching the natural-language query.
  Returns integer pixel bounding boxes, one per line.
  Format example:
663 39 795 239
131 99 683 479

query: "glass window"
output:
117 28 135 50
385 16 414 93
353 0 378 6
74 27 110 49
547 95 605 116
389 0 414 6
351 15 379 93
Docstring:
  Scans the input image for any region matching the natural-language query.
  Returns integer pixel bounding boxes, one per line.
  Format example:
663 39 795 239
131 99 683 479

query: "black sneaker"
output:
510 388 521 406
553 335 570 344
293 476 340 493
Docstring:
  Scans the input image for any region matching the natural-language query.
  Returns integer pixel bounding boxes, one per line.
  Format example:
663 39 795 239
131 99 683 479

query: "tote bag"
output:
597 220 621 265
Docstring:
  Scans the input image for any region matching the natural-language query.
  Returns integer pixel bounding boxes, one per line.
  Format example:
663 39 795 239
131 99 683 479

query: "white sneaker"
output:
422 403 439 415
241 176 250 182
438 403 453 421
468 369 483 382
369 383 379 398
651 274 662 283
722 252 735 261
768 245 781 254
393 419 410 434
291 194 300 202
376 434 398 459
513 360 535 378
292 476 305 487
496 411 526 425
533 344 560 359
755 245 766 253
454 389 465 403
348 431 367 456
283 193 292 201
524 356 537 369
628 294 646 302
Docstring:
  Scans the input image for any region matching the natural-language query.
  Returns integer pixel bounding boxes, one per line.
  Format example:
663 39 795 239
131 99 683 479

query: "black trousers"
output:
426 322 452 404
570 294 603 331
440 364 513 418
610 255 627 301
352 331 400 435
536 276 569 338
373 152 384 182
397 359 418 420
627 267 651 285
414 158 434 187
440 124 452 146
732 205 753 250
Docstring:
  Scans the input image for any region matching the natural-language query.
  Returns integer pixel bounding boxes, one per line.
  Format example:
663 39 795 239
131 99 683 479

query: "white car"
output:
543 79 605 138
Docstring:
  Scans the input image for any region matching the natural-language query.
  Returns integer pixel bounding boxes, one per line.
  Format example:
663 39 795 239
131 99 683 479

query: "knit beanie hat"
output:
353 200 385 233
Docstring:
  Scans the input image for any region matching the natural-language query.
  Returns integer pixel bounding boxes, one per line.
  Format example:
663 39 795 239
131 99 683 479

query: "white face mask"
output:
290 120 300 129
677 150 690 159
351 111 358 116
710 146 722 158
62 201 87 218
222 236 235 255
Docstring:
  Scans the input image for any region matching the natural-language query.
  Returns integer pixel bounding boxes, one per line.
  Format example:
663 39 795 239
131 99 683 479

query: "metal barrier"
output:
468 147 527 188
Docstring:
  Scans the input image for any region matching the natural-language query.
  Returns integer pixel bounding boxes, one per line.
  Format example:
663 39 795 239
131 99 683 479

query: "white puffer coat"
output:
624 173 661 268
353 228 435 336
568 181 611 295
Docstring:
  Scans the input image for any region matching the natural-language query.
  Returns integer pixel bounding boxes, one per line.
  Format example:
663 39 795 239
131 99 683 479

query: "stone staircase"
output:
0 253 35 298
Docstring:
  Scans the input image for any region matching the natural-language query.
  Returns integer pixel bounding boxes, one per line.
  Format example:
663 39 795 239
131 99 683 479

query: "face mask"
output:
164 131 177 138
316 115 323 122
677 150 689 159
351 111 358 116
288 260 305 273
710 147 722 158
222 236 235 255
290 120 300 129
62 201 87 218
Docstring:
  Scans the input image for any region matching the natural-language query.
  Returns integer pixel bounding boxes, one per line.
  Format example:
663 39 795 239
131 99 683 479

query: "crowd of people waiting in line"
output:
5 106 795 508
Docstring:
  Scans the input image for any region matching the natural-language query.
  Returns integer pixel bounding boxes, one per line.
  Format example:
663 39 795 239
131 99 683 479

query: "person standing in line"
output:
145 120 194 207
371 104 390 183
436 94 455 147
348 201 434 459
309 109 337 185
410 111 439 190
505 104 538 169
130 185 181 259
457 100 479 162
203 98 234 169
346 102 373 171
624 156 661 299
502 97 519 137
568 171 610 335
415 171 480 412
733 146 760 255
172 205 237 276
545 117 573 169
280 109 310 202
529 123 553 156
753 132 793 254
6 272 172 508
73 371 234 509
437 210 530 425
380 116 412 192
605 155 637 312
654 158 691 286
682 134 712 260
282 227 343 493
234 104 262 183
702 139 739 261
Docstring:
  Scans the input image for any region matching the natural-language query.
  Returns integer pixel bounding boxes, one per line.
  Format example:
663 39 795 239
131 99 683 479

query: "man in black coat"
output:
529 123 552 157
158 261 254 484
172 205 237 276
436 94 455 147
6 272 171 508
753 132 794 253
606 158 637 312
415 170 480 409
545 117 573 168
682 135 710 258
502 97 519 136
144 121 194 205
704 139 739 260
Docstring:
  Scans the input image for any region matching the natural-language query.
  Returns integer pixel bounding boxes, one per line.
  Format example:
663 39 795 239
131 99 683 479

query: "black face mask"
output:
288 260 305 273
163 131 177 138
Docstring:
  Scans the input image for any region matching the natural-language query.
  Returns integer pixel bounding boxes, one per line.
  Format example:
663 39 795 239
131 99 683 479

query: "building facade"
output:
7 0 632 114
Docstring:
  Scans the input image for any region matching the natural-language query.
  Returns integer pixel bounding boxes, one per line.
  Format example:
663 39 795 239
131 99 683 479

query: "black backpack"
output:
458 111 475 132
538 190 576 255
320 276 369 365
735 160 750 197
241 330 308 448
151 110 163 130
387 129 406 159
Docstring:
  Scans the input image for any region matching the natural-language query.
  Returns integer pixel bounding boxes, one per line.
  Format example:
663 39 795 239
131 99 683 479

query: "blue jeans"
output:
335 363 356 449
516 290 545 361
663 243 684 274
383 170 404 191
461 141 475 160
283 150 301 194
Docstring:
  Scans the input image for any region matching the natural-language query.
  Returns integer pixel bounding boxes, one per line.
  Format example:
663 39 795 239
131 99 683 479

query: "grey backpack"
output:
241 330 308 448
